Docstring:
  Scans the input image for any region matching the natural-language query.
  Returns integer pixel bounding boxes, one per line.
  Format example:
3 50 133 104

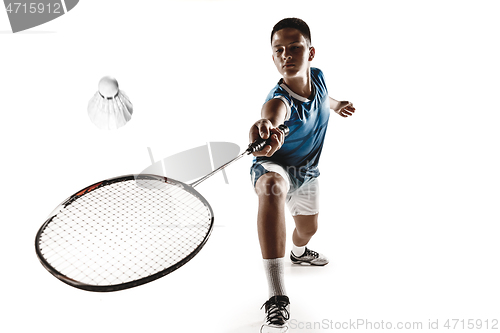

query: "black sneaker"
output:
290 247 329 266
260 295 290 333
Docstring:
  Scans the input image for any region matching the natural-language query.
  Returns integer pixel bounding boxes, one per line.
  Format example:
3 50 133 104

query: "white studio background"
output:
1 0 499 332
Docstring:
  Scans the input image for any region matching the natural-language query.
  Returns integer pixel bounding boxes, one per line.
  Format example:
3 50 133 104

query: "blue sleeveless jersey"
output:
252 67 331 184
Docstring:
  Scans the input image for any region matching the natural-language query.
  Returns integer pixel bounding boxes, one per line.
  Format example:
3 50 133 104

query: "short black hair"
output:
271 18 311 45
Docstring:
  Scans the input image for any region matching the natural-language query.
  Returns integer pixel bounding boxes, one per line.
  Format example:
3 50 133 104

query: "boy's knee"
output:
255 172 288 199
293 215 319 238
297 225 317 238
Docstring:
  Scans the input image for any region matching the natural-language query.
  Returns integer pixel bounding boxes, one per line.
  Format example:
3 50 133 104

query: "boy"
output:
249 18 355 332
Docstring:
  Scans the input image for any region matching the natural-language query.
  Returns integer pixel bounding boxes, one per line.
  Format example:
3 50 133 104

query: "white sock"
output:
263 258 286 297
292 244 306 257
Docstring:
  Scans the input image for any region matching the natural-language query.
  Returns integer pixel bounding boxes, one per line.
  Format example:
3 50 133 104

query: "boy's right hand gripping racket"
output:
35 125 288 292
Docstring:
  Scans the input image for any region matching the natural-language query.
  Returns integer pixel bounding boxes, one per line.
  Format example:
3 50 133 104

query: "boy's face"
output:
271 28 314 79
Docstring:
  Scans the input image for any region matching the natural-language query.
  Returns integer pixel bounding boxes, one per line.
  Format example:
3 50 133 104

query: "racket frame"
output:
34 174 214 292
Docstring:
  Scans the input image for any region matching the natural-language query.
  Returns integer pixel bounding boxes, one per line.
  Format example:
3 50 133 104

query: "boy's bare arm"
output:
250 99 287 157
329 97 356 117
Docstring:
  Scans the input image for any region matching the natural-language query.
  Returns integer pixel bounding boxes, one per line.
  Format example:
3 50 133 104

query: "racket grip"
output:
246 124 289 154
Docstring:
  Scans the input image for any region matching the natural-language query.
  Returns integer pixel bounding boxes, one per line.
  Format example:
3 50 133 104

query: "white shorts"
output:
250 161 319 216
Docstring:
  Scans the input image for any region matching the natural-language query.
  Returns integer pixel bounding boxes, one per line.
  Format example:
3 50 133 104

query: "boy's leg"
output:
288 178 328 265
290 213 328 265
292 214 318 247
290 214 328 265
255 172 288 260
255 172 291 332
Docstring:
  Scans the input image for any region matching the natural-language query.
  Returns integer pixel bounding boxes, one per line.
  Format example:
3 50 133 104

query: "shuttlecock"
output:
87 76 133 130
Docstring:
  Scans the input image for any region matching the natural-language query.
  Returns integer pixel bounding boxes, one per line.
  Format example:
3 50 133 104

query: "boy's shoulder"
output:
311 67 322 75
311 67 325 82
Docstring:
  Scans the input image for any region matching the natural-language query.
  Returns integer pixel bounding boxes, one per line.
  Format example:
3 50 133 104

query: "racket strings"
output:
38 178 212 286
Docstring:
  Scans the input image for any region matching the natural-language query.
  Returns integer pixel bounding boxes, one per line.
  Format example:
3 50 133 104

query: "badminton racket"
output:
35 125 288 292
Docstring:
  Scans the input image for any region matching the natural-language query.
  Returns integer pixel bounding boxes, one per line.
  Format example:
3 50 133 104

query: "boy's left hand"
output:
334 101 355 117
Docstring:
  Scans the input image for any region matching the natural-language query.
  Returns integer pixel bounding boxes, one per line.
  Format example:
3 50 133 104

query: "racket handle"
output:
246 124 289 154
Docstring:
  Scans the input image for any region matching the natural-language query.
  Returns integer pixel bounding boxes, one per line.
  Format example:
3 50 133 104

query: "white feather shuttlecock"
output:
87 76 133 130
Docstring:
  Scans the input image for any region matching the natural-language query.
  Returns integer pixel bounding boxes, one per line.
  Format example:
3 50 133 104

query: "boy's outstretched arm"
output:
249 98 287 157
329 97 356 117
